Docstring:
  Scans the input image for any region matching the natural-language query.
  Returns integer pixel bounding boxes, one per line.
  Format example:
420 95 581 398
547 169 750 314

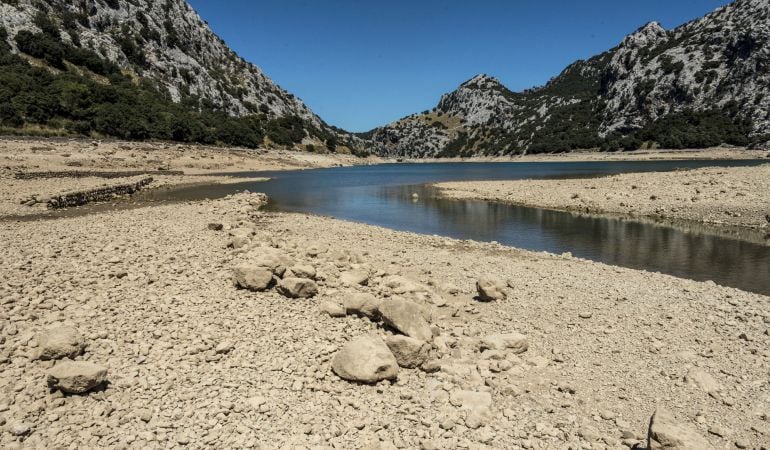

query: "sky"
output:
187 0 733 132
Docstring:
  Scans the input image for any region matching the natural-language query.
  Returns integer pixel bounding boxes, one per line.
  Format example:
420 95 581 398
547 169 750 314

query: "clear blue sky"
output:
187 0 732 132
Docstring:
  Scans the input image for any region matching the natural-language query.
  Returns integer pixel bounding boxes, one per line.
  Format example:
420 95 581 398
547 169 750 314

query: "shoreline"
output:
0 138 380 218
434 163 770 234
1 193 768 448
3 138 767 219
399 147 770 164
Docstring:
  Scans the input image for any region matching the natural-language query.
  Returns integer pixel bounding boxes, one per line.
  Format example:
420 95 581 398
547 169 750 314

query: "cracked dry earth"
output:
1 193 770 449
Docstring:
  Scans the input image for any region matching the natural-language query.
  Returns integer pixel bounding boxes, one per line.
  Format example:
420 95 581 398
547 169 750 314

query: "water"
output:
49 159 770 295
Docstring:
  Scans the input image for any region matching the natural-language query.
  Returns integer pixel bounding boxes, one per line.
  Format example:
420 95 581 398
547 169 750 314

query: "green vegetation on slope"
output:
0 24 338 150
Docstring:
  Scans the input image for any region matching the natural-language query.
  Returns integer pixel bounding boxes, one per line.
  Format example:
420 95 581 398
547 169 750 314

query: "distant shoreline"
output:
434 163 770 235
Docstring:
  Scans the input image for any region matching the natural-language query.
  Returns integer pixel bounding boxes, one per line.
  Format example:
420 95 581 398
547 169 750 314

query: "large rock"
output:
648 408 714 450
228 228 253 249
319 301 346 318
340 269 369 286
37 326 85 360
379 299 432 341
233 264 274 291
343 292 381 319
385 335 430 368
449 390 493 429
685 368 722 394
277 277 318 299
252 253 292 278
47 360 108 394
479 333 528 354
476 276 507 301
331 335 398 383
289 264 316 280
380 275 427 294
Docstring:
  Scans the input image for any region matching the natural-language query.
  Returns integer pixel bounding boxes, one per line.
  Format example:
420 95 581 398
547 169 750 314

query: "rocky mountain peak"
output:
620 21 668 49
459 74 505 90
371 0 770 157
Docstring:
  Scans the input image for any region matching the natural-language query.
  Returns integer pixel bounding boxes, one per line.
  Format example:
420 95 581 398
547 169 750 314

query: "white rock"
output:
320 301 346 318
37 326 85 360
479 333 528 354
343 292 381 319
648 408 714 450
340 269 369 286
233 264 274 291
384 335 430 369
379 299 432 341
685 368 722 394
476 276 507 301
215 341 234 354
331 335 398 383
276 277 318 299
290 264 316 280
449 390 493 429
47 360 108 394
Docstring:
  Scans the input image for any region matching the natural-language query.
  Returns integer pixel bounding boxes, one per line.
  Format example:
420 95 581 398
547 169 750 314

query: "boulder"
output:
47 360 108 394
479 333 528 354
340 269 369 286
215 341 235 354
252 253 292 278
277 277 318 299
385 335 430 368
228 229 252 249
449 390 493 429
37 326 85 360
290 264 316 280
685 368 722 394
343 292 381 319
331 335 398 383
648 408 714 450
379 299 432 341
9 422 32 437
380 275 426 294
320 301 346 318
233 265 274 291
476 276 507 301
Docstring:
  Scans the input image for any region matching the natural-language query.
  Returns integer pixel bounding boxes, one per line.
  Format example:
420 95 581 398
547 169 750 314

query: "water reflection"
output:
17 159 768 295
368 183 770 294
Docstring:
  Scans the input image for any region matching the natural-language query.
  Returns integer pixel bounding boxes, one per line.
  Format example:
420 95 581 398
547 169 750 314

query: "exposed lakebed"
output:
49 159 770 295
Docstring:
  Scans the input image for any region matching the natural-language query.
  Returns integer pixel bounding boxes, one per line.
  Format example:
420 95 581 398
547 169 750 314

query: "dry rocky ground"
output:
2 191 770 449
436 164 770 231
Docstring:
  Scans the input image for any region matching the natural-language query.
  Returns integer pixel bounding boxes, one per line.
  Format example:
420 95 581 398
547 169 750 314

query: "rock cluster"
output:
45 177 154 209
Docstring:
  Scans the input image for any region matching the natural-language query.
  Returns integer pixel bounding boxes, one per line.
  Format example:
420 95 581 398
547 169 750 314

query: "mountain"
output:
369 0 769 157
0 0 366 153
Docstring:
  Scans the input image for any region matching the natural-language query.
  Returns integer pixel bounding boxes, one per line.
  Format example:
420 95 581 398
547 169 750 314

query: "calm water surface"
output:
145 159 770 295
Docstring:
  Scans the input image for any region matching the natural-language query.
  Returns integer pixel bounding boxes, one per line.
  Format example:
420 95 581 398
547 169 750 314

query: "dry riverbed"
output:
1 192 769 449
436 164 770 232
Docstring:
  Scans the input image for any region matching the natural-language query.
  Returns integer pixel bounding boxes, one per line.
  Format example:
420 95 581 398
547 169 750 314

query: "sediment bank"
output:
435 163 770 231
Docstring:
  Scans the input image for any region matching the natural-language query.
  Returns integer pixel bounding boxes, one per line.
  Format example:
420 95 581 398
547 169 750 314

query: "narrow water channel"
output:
19 159 770 295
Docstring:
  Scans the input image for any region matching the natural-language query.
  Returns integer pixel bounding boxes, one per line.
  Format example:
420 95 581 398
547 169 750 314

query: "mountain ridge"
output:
0 0 368 153
369 0 769 157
